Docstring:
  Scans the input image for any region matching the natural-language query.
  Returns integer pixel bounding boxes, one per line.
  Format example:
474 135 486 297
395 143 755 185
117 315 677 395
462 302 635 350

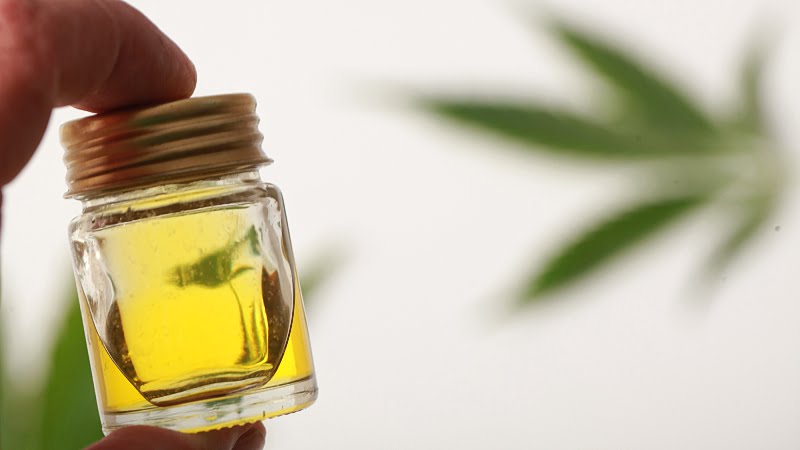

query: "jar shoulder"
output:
70 181 285 239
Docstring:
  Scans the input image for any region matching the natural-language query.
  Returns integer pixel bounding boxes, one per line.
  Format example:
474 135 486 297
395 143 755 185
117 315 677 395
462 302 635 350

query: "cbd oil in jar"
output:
61 94 317 434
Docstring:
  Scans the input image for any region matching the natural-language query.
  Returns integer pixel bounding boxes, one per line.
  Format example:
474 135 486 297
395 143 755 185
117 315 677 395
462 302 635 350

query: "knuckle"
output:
0 0 39 51
0 0 53 97
0 0 51 72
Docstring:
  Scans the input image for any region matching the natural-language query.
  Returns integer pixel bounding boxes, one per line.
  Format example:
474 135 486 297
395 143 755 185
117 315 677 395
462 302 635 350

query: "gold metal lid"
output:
61 93 272 199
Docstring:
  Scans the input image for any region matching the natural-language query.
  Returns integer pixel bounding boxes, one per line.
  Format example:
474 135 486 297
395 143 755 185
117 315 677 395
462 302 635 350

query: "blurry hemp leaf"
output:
1 301 41 450
706 193 778 277
0 285 102 450
422 18 785 304
550 20 715 135
0 311 31 450
735 36 769 133
424 103 684 159
170 225 260 288
40 289 103 450
298 244 349 308
526 194 707 298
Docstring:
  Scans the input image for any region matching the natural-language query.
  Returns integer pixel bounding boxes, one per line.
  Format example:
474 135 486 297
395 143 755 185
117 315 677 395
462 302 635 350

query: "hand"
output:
0 0 196 213
85 424 267 450
0 0 267 448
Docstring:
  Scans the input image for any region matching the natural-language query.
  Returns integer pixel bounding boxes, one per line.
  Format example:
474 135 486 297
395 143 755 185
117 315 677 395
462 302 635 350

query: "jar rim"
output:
61 93 272 199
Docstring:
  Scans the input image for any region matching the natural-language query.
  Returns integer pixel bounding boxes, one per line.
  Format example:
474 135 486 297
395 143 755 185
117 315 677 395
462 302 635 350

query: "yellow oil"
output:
76 204 314 415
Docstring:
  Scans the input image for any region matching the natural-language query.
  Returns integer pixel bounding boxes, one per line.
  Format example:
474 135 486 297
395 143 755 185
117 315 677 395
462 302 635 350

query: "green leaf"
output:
736 36 769 133
1 301 41 450
299 246 348 307
0 308 7 449
551 20 715 135
40 288 103 450
705 194 776 276
424 101 680 158
0 310 19 450
0 386 39 450
524 194 707 300
170 226 261 288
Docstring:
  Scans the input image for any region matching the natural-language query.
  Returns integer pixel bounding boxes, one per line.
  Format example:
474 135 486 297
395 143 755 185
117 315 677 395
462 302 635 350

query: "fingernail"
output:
233 422 266 450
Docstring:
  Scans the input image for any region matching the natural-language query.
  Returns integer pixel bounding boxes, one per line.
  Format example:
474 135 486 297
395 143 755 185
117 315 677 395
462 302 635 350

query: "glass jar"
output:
61 94 317 434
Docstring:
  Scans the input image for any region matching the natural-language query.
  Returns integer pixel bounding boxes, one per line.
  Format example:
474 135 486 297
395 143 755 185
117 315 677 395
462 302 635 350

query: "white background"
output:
2 0 800 448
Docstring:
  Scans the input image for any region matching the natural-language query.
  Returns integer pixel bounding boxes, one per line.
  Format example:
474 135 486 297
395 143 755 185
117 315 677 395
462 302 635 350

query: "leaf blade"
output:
551 20 715 134
1 300 41 450
525 194 707 300
705 194 777 277
736 35 769 133
299 245 348 307
40 287 103 450
424 101 681 159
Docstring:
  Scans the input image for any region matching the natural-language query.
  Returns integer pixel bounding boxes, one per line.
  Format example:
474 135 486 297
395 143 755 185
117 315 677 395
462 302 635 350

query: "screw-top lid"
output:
60 93 271 199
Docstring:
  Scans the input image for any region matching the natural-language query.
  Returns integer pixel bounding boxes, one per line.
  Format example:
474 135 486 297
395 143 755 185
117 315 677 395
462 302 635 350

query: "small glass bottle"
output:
61 94 317 434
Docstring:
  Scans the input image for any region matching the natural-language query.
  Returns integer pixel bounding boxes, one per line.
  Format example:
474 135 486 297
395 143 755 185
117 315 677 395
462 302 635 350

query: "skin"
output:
0 0 267 448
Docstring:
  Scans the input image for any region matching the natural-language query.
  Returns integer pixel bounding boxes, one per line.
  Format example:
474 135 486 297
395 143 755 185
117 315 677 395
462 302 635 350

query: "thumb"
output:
232 422 267 450
85 422 266 450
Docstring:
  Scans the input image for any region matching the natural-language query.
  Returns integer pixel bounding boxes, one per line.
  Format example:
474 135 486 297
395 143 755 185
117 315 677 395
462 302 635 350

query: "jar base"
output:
100 376 317 435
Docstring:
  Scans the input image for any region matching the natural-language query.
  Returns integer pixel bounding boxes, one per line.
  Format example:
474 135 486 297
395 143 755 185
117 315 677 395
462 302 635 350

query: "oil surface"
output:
74 203 314 412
